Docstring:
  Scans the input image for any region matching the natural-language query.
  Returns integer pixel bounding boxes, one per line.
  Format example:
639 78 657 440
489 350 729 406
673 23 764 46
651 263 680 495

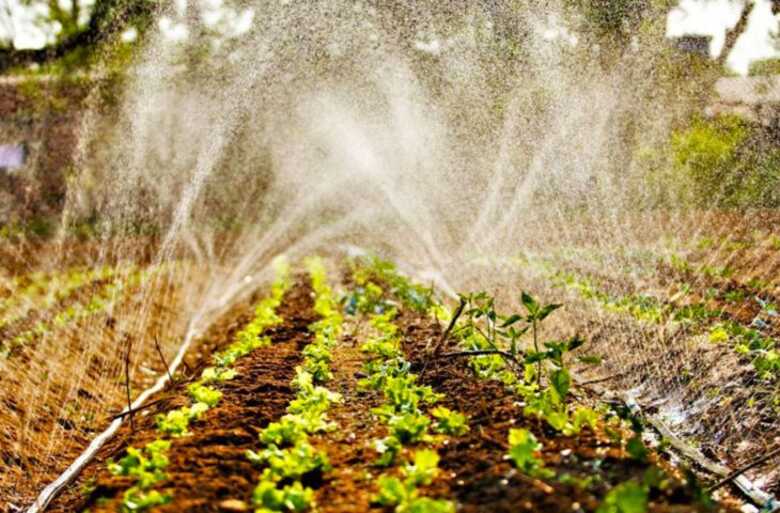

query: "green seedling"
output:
430 406 469 436
187 382 222 408
253 481 313 513
156 402 209 437
200 366 237 383
596 480 648 513
108 440 172 512
247 441 330 482
507 428 554 479
374 450 454 513
387 412 432 444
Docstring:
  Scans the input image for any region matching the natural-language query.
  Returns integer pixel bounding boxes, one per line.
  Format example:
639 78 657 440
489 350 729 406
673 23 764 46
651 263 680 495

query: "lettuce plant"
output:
507 428 554 479
155 402 208 437
430 407 469 436
374 450 453 513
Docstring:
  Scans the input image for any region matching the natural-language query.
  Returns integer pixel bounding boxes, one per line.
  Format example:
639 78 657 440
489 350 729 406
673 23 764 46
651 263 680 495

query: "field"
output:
0 226 777 513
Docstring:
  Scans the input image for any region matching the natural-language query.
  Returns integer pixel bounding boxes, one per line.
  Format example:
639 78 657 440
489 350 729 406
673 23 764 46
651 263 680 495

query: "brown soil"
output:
393 309 741 513
10 273 753 513
45 280 317 513
309 328 386 513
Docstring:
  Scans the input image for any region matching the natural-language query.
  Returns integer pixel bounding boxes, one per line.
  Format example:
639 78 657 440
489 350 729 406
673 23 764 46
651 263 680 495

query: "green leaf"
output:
405 497 456 513
538 303 562 321
374 476 407 506
577 355 603 365
500 314 523 327
550 368 571 402
596 481 648 513
521 291 539 316
404 449 440 486
626 435 648 462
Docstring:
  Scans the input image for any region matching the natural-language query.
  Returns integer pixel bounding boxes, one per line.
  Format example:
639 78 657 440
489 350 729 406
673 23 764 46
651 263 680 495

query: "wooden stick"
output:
123 334 135 433
708 446 780 492
435 297 467 354
578 372 629 386
109 398 167 420
153 336 175 384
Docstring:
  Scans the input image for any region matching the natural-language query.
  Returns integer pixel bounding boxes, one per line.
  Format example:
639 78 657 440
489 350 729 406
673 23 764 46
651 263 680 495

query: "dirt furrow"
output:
310 330 386 513
45 281 316 513
395 310 738 513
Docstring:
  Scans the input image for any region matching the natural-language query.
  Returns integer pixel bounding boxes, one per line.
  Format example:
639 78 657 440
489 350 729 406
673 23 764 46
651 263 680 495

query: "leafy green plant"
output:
507 428 554 479
200 366 237 383
247 258 341 513
430 407 469 436
259 416 311 447
247 441 330 482
374 450 454 513
596 480 648 513
108 440 172 512
253 481 314 513
156 402 208 437
387 412 432 444
187 382 222 408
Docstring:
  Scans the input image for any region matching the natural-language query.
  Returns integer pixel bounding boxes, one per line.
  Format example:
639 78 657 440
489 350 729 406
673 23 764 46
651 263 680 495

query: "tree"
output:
0 0 154 73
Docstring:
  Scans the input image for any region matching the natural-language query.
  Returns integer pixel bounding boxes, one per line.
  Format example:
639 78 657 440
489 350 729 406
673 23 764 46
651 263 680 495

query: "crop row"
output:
1 265 148 360
244 257 342 513
93 259 291 511
353 257 687 513
550 267 778 381
348 272 463 513
0 265 118 329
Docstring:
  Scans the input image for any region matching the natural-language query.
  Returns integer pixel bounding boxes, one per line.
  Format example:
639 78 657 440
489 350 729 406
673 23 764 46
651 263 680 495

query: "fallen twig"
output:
109 397 168 420
578 372 629 387
708 446 780 493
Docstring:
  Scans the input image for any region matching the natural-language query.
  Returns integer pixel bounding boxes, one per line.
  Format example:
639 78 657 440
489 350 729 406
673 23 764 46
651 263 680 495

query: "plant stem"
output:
533 318 541 385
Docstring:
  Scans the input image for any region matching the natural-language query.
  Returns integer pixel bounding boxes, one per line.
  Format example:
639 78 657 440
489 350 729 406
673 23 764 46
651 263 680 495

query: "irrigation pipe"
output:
393 259 780 513
616 392 780 513
25 327 198 513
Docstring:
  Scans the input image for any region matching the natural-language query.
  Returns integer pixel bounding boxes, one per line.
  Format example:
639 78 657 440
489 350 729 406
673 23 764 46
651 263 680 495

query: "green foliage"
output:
669 115 780 208
352 257 435 313
596 480 649 513
626 435 649 462
108 440 172 512
748 58 780 76
248 441 330 482
374 450 454 513
507 428 554 479
156 402 209 437
430 407 469 436
374 435 403 467
120 488 172 512
253 481 314 513
247 259 341 513
187 383 222 408
387 412 432 444
259 417 308 447
200 366 237 383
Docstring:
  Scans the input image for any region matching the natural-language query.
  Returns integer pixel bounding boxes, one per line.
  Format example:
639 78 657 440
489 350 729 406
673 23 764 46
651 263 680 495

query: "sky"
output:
1 0 779 75
667 0 780 74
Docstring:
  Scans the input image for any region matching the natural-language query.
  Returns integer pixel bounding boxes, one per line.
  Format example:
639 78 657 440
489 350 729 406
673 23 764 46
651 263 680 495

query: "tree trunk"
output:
717 0 755 67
